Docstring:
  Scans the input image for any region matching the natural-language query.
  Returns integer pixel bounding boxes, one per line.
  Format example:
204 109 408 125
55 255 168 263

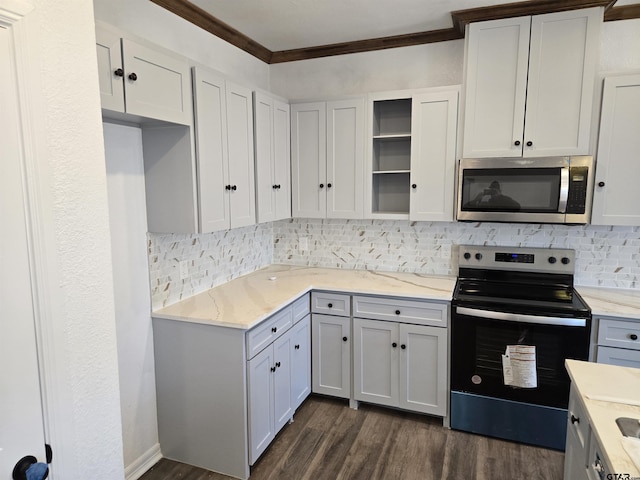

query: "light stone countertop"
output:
577 286 640 320
566 359 640 476
152 264 456 329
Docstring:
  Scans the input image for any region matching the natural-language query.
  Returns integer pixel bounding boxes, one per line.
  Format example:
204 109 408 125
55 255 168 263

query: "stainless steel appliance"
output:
450 245 591 450
457 156 594 224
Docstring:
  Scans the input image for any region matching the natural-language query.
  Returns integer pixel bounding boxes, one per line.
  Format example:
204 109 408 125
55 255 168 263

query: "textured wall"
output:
149 223 274 309
273 219 640 289
24 0 125 477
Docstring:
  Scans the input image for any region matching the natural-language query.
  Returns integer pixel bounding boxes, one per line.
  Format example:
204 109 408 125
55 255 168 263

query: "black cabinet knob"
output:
392 342 397 348
276 184 281 189
128 72 138 81
225 185 231 190
275 361 281 368
294 344 300 349
270 366 276 372
630 334 638 341
273 184 278 189
570 414 579 425
342 336 348 342
412 184 417 189
271 327 277 333
598 181 605 188
327 183 332 188
319 183 324 188
401 344 406 350
231 185 237 191
327 303 333 308
114 68 124 77
514 140 521 146
395 310 401 315
526 141 533 147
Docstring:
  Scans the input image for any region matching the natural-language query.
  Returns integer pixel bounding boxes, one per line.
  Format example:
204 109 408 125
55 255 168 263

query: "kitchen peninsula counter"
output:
152 265 456 329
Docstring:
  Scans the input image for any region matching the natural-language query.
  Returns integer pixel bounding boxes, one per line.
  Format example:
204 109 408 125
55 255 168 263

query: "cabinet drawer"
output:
353 296 448 327
246 308 293 359
597 346 640 369
567 384 589 451
598 318 640 350
311 292 351 317
291 294 310 324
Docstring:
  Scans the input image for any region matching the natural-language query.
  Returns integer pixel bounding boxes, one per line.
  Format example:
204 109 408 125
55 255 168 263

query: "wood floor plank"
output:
140 395 565 480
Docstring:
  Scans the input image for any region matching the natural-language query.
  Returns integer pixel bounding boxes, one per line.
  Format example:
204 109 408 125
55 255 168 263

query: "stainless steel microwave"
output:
457 156 594 224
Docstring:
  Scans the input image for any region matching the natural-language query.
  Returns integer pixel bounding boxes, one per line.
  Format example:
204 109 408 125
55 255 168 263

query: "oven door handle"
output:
455 306 587 327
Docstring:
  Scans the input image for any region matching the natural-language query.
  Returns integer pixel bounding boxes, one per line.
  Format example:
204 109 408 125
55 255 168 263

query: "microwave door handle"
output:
558 167 569 213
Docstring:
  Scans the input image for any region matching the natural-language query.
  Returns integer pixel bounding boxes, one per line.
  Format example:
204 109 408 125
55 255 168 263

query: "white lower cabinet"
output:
311 314 352 399
564 385 589 480
353 318 447 416
595 316 640 368
248 314 311 465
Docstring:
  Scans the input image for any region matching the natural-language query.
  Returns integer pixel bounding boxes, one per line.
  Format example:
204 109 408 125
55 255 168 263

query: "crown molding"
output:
152 0 637 64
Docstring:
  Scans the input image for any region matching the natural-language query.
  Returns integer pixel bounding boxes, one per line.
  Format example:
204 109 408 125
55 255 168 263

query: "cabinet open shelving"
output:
370 98 412 216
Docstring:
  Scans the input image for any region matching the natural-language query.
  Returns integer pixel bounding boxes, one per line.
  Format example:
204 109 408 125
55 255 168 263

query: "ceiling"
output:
151 0 640 63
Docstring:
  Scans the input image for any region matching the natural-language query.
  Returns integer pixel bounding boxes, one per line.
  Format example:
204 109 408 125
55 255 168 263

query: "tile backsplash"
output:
149 218 640 310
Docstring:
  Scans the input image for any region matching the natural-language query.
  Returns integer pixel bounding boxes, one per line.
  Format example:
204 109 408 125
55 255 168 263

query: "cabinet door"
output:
95 27 124 113
564 424 589 480
399 324 447 416
326 98 364 219
273 332 293 433
353 318 399 407
193 67 230 233
291 102 326 218
524 8 600 157
226 81 256 229
290 315 311 411
462 16 530 158
597 346 640 369
121 39 191 125
410 89 459 222
311 314 350 398
273 99 292 221
591 74 640 226
247 345 275 465
254 92 276 223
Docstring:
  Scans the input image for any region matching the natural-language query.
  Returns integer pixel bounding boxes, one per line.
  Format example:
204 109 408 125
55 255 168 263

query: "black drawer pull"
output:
275 362 281 368
342 336 348 342
270 366 276 372
395 310 401 315
392 342 397 348
630 334 638 341
294 344 300 349
571 414 579 425
327 303 333 308
271 327 277 333
400 344 406 350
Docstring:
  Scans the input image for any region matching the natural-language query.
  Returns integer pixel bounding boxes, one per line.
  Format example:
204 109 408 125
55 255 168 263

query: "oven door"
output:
450 305 590 409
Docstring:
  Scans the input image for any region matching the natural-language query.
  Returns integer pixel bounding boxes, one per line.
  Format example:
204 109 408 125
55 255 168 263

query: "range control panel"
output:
458 245 576 275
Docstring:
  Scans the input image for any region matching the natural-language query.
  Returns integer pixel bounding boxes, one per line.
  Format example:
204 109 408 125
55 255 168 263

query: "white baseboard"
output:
125 443 162 480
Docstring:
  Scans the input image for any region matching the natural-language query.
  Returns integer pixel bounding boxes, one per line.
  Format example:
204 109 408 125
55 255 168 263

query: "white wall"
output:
104 124 160 478
20 0 124 478
93 0 270 91
270 40 465 100
600 18 640 73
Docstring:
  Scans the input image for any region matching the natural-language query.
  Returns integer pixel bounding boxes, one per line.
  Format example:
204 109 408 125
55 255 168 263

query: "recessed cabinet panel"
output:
290 316 311 410
592 74 640 226
311 314 351 398
95 28 124 112
462 17 529 158
291 103 326 218
121 38 191 125
254 93 276 222
247 345 275 465
273 100 292 220
193 68 230 233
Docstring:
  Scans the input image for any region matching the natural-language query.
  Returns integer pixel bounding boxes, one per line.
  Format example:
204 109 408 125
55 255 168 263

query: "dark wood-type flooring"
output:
140 395 564 480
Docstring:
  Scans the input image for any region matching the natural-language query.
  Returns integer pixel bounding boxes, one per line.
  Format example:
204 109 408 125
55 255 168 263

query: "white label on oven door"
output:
502 345 537 388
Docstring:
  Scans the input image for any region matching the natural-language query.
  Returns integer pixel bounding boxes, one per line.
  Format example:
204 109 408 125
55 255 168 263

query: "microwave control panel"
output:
566 166 589 214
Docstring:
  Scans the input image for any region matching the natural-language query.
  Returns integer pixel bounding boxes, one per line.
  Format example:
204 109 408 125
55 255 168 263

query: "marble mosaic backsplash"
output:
149 218 640 310
148 223 273 309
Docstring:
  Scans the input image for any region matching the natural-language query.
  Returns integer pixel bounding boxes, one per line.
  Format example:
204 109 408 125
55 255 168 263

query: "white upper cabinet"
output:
254 92 291 223
193 67 256 233
291 99 364 219
410 88 459 222
366 87 459 221
462 8 601 158
591 74 640 226
95 25 191 126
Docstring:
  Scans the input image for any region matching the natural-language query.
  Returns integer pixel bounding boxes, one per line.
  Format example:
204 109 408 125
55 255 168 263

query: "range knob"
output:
561 257 571 265
463 252 471 260
475 253 483 261
548 256 557 264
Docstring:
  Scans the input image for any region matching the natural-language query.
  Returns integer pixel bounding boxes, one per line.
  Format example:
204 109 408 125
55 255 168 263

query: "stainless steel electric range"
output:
450 245 591 451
